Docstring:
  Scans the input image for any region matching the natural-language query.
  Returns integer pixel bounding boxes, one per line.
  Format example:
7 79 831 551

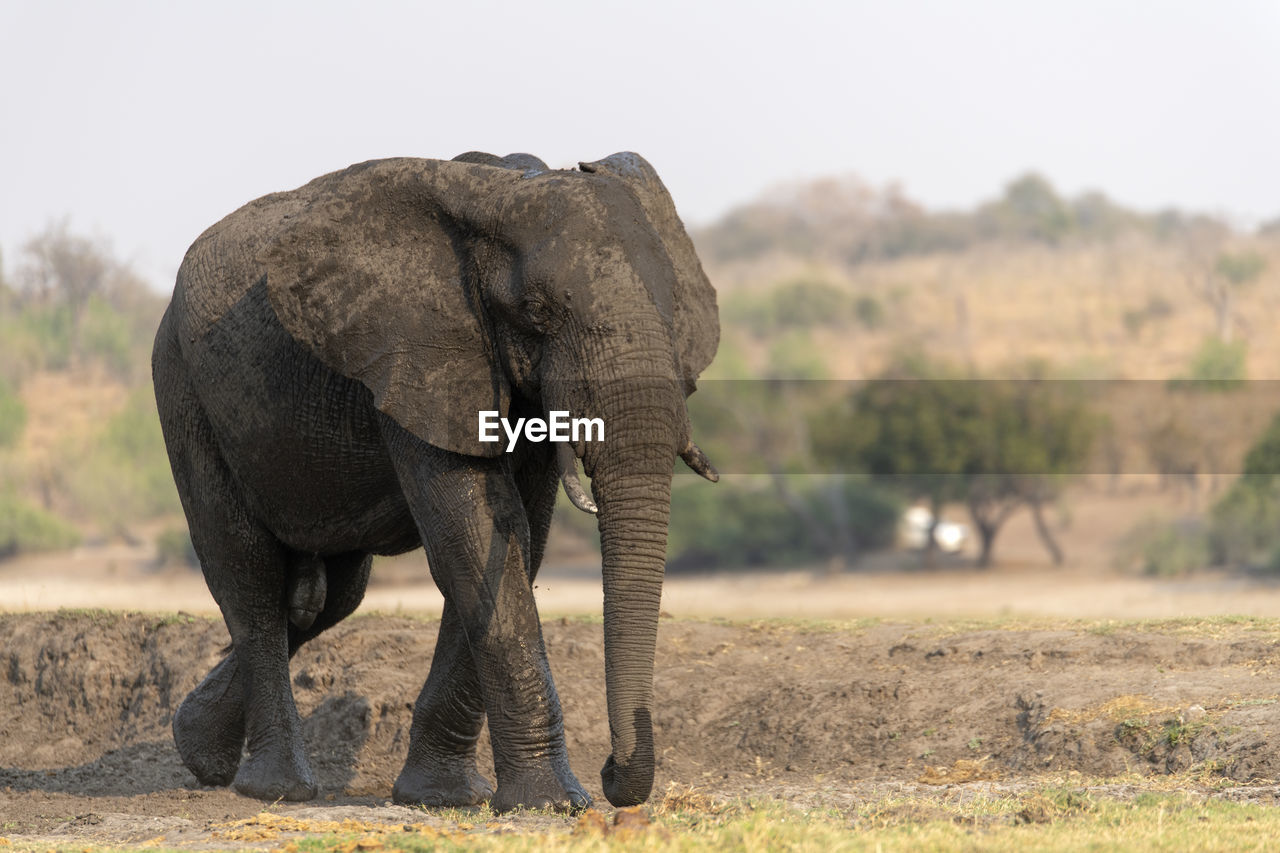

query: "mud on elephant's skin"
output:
152 151 720 811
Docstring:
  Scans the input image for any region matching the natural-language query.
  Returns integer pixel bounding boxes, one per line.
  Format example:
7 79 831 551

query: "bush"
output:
767 332 828 379
0 292 160 383
0 304 73 374
65 388 181 531
1208 411 1280 569
155 525 199 569
0 494 80 558
1115 519 1209 577
1172 338 1247 390
665 476 901 571
724 277 853 337
1144 524 1209 577
1209 481 1280 567
0 379 25 448
853 295 885 330
80 296 138 381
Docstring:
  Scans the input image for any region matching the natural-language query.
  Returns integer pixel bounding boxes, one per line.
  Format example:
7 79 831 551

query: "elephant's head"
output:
256 151 720 806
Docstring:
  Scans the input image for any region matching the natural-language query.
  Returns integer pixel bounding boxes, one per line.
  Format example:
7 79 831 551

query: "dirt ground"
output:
4 486 1280 846
3 609 1280 846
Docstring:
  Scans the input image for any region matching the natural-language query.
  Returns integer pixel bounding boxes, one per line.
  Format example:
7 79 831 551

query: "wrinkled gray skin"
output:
152 151 719 812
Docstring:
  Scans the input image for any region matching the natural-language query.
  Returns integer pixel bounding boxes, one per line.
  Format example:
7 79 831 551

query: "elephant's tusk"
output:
557 442 598 514
679 440 720 482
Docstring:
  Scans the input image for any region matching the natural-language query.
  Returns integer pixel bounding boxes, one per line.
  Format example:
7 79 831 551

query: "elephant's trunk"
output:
583 374 681 807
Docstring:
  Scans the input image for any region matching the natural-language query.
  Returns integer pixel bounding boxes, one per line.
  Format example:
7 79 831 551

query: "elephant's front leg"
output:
392 446 562 808
391 602 492 806
386 433 588 813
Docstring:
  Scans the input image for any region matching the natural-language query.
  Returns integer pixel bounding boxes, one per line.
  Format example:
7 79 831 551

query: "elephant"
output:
151 149 720 812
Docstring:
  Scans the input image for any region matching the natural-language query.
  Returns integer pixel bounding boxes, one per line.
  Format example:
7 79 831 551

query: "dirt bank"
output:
2 612 1280 844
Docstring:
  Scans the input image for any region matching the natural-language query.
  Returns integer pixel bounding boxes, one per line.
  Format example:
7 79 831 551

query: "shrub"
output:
767 332 828 379
1172 338 1247 390
665 476 901 572
0 379 24 448
1208 411 1280 569
64 388 181 531
723 277 853 337
1209 481 1280 567
80 296 138 381
0 494 80 558
155 525 199 569
853 295 885 330
1115 519 1210 577
1143 524 1209 577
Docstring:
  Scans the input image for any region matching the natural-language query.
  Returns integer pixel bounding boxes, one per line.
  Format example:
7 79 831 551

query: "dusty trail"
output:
2 612 1280 846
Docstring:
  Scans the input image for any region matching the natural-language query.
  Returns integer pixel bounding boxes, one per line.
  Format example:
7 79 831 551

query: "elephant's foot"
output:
392 758 494 807
173 671 245 787
232 745 317 802
491 765 591 814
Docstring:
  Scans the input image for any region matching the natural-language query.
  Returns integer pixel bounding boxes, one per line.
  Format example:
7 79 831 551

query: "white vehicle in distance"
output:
901 505 969 554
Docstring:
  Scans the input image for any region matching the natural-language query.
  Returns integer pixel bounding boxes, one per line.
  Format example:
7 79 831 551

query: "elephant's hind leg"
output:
174 552 372 789
155 349 313 800
174 652 245 787
214 540 316 802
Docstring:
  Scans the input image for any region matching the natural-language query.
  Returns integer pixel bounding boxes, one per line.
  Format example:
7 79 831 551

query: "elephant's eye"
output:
522 297 552 330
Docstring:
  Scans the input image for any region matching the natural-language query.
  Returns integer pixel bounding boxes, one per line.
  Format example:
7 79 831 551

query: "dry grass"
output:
710 239 1280 381
1046 694 1180 728
917 757 1002 785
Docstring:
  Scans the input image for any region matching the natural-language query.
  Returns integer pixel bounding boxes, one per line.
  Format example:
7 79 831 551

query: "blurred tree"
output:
977 173 1073 245
811 356 975 562
7 224 165 381
1216 250 1267 287
812 357 1095 567
1184 248 1266 343
963 375 1095 566
1179 337 1248 390
1071 191 1140 241
1142 414 1202 505
1209 410 1280 568
18 221 113 367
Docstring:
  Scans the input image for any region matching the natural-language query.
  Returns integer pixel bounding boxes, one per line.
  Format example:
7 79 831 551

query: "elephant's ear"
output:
579 153 720 392
258 158 522 457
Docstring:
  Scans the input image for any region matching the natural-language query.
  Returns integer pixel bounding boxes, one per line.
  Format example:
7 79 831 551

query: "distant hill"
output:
689 173 1280 383
691 172 1244 273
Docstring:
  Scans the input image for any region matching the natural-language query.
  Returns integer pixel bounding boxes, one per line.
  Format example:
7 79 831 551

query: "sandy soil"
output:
3 482 1252 621
7 545 1280 622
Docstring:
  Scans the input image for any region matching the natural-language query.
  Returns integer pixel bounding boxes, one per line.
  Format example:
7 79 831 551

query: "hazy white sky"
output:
2 0 1277 288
